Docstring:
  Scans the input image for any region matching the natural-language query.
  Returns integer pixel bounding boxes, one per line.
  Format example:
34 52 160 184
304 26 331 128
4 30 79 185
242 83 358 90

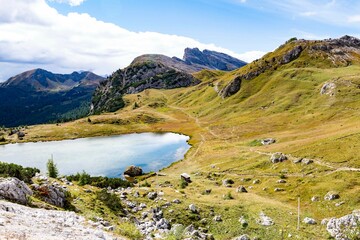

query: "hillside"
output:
2 36 360 239
0 69 104 127
91 48 246 114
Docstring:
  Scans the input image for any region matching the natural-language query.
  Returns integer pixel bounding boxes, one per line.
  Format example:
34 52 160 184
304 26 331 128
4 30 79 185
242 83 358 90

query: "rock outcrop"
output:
32 183 68 207
326 210 360 240
219 76 242 98
270 152 288 163
0 200 119 240
0 178 33 205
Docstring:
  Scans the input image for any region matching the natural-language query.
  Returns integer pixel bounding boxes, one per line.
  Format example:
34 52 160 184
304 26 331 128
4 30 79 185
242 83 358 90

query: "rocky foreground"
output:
0 200 121 240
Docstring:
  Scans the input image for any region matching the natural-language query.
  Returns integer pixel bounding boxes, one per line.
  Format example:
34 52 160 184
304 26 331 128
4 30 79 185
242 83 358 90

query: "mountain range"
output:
0 48 245 127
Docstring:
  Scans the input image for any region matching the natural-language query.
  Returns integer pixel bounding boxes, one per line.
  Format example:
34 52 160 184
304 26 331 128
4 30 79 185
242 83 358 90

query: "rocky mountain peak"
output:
183 48 247 71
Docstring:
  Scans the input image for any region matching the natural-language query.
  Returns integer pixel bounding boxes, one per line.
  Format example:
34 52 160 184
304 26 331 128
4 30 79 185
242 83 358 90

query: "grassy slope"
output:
4 43 360 239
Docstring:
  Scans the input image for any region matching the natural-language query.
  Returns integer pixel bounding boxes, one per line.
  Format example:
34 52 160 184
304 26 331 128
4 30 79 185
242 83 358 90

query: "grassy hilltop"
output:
4 36 360 239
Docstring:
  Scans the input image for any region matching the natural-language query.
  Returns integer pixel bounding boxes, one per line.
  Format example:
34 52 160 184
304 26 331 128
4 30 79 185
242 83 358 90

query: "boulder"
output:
189 204 198 214
324 191 340 201
33 184 68 207
147 191 157 200
282 45 303 64
213 215 222 222
253 179 260 184
311 196 320 202
233 235 250 240
257 212 274 226
327 210 360 239
0 177 33 205
274 188 285 192
123 165 143 177
222 179 234 187
181 173 191 183
239 216 248 227
236 186 248 193
320 82 336 95
303 217 317 225
270 152 287 163
302 158 314 165
261 138 276 145
277 179 287 183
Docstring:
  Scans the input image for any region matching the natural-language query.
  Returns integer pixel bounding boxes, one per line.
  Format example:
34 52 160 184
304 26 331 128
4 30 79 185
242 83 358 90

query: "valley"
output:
0 36 360 239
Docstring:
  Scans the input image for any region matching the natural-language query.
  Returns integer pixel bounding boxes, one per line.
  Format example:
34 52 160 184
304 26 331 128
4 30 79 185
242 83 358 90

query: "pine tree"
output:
47 155 58 178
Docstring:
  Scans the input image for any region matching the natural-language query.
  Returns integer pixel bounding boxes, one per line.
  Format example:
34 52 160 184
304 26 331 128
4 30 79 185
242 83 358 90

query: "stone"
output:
123 165 143 177
270 152 287 163
172 199 181 204
282 45 303 64
219 76 242 98
17 131 25 138
335 201 345 207
274 188 285 192
302 158 314 165
326 210 360 239
33 183 68 207
253 179 260 184
213 215 222 222
0 177 33 205
303 217 317 225
233 234 250 240
257 212 274 226
222 179 234 187
320 82 336 95
311 196 320 202
277 179 287 183
236 186 248 193
293 158 303 164
324 191 340 201
147 191 158 200
239 216 248 227
261 138 276 145
189 204 198 214
181 173 191 183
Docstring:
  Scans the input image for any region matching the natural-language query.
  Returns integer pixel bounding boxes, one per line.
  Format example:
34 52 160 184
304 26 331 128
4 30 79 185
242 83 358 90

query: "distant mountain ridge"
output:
91 48 246 114
0 68 101 92
0 69 104 127
182 48 247 71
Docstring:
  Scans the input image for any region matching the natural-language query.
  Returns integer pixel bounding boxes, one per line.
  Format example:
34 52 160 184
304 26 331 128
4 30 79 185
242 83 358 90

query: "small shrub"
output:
78 171 91 186
248 139 262 147
223 191 234 200
96 189 123 212
179 178 188 189
140 181 151 187
47 158 58 178
0 162 39 183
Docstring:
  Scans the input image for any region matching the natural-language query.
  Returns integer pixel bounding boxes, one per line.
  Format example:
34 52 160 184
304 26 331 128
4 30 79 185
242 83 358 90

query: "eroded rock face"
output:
33 184 68 207
0 178 33 205
123 166 143 177
219 76 242 98
327 210 360 240
282 46 303 64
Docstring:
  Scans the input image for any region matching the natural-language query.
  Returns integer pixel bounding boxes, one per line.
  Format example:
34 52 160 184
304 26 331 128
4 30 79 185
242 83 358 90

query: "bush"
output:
0 161 39 183
179 178 188 189
140 180 151 187
223 191 234 200
78 171 91 186
46 158 58 178
96 189 123 212
66 174 132 189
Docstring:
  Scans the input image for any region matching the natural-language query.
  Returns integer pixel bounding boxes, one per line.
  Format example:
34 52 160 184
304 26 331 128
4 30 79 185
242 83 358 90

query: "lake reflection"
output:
0 133 190 177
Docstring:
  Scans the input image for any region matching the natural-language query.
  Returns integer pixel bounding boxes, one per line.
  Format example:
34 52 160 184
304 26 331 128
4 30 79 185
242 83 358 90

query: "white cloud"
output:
237 51 265 62
49 0 86 7
0 0 256 81
348 15 360 23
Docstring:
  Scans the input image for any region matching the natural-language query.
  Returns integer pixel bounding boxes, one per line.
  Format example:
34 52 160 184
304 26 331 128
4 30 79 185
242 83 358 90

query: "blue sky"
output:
0 0 359 81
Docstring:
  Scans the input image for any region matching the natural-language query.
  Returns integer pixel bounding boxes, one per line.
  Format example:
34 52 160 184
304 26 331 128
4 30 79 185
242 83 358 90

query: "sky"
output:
0 0 360 81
